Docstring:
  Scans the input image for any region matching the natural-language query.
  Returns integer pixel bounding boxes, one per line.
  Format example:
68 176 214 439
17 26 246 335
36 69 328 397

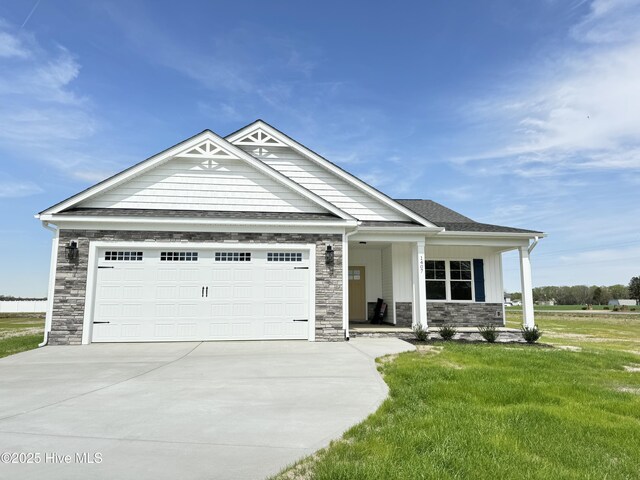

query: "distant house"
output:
536 300 556 306
608 299 638 306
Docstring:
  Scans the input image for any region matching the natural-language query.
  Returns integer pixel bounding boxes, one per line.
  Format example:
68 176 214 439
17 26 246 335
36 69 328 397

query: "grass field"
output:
506 304 638 311
274 312 640 479
0 315 44 358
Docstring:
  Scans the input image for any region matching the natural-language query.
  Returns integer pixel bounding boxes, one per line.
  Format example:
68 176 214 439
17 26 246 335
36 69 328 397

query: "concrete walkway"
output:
0 338 414 480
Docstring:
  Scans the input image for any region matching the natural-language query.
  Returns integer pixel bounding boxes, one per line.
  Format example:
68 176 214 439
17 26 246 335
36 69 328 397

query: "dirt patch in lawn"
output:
556 345 582 352
415 345 444 355
616 386 640 395
0 327 43 339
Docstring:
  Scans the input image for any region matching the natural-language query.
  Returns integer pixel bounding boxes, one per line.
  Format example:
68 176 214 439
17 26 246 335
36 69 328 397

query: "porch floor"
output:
349 323 412 333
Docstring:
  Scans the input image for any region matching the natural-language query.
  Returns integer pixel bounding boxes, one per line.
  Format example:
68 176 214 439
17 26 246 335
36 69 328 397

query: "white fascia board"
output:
436 231 546 239
427 236 531 248
42 215 352 234
356 226 443 233
39 130 354 222
350 232 430 243
226 121 438 228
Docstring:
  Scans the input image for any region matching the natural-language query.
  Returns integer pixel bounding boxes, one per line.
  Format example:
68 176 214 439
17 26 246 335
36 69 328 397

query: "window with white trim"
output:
215 252 251 262
267 252 302 262
426 260 474 301
104 251 143 261
160 252 198 261
425 261 446 300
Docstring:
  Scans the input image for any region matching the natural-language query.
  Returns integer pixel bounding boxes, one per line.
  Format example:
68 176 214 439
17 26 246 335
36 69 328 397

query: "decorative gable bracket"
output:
234 128 288 147
176 140 235 159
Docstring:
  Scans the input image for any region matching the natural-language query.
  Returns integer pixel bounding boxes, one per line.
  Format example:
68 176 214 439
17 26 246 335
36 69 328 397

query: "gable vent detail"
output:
178 141 235 159
234 129 288 147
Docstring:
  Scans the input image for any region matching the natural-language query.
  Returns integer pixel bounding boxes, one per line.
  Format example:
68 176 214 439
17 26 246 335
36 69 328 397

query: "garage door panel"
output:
155 323 176 338
156 285 178 298
209 323 231 337
211 268 233 282
123 286 144 299
98 285 121 300
92 247 311 342
178 303 199 317
178 286 199 299
232 302 254 316
211 303 232 317
121 303 144 317
176 323 197 338
95 303 121 318
121 324 142 338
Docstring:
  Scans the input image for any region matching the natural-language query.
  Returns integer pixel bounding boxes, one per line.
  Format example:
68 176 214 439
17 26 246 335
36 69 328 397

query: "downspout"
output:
39 221 59 347
528 235 540 254
343 224 360 341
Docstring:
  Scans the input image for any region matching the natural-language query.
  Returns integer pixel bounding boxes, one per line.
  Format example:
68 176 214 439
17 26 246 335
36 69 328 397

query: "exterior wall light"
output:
66 240 79 262
325 245 334 266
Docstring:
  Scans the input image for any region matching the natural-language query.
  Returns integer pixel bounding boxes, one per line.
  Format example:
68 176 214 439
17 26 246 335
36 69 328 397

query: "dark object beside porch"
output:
371 298 387 324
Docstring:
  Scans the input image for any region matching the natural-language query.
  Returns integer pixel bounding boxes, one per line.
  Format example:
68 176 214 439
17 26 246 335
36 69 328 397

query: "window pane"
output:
426 280 446 300
451 281 472 300
426 260 445 282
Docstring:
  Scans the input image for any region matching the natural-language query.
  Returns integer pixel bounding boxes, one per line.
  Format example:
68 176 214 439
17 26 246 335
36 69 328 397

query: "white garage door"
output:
91 247 311 342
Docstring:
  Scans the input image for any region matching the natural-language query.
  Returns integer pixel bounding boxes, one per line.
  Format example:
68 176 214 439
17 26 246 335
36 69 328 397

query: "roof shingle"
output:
395 199 542 235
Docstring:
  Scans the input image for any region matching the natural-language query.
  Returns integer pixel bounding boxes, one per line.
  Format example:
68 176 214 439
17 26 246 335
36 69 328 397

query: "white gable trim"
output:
226 121 437 227
38 130 354 220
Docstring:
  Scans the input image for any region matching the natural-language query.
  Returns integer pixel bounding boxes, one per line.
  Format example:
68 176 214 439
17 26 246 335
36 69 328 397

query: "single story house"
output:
36 120 544 345
608 299 637 306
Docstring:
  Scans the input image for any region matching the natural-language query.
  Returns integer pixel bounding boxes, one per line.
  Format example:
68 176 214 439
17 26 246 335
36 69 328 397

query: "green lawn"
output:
0 315 44 358
507 311 640 353
274 313 640 479
506 304 638 311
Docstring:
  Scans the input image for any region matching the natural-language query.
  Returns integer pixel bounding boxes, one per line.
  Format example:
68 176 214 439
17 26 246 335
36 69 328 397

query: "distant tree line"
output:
508 284 632 305
0 295 47 301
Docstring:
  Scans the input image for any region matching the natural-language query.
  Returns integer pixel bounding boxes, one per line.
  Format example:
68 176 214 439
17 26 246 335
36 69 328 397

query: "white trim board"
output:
81 241 317 344
226 120 438 227
42 218 351 235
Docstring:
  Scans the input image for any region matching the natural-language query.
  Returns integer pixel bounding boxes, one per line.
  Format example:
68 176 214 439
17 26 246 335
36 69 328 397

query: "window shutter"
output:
473 259 486 302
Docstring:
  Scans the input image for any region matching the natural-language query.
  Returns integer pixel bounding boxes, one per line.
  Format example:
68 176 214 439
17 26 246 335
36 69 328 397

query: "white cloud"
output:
0 20 111 183
0 31 30 58
454 0 640 176
0 180 43 198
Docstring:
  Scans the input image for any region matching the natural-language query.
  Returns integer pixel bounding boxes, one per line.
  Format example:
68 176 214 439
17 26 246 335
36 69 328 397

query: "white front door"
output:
91 247 311 342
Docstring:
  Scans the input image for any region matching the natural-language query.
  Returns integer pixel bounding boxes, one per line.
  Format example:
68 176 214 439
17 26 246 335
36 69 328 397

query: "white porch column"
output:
412 240 427 329
342 232 349 339
519 246 535 328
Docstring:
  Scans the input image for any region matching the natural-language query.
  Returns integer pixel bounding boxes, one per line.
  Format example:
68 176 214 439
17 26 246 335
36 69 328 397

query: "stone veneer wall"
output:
426 302 504 327
395 302 413 327
50 230 343 345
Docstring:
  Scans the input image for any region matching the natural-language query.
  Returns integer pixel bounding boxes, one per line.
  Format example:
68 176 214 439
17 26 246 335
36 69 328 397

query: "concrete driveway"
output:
0 338 414 480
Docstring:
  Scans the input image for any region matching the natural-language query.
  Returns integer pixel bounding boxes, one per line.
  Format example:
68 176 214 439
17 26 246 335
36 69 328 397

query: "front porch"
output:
345 232 538 335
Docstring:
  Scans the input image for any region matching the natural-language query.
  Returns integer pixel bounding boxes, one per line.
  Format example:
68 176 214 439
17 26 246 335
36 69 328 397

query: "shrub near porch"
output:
274 340 640 479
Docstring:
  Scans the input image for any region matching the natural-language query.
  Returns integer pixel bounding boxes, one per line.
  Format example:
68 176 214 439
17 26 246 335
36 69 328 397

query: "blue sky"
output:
1 0 639 296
